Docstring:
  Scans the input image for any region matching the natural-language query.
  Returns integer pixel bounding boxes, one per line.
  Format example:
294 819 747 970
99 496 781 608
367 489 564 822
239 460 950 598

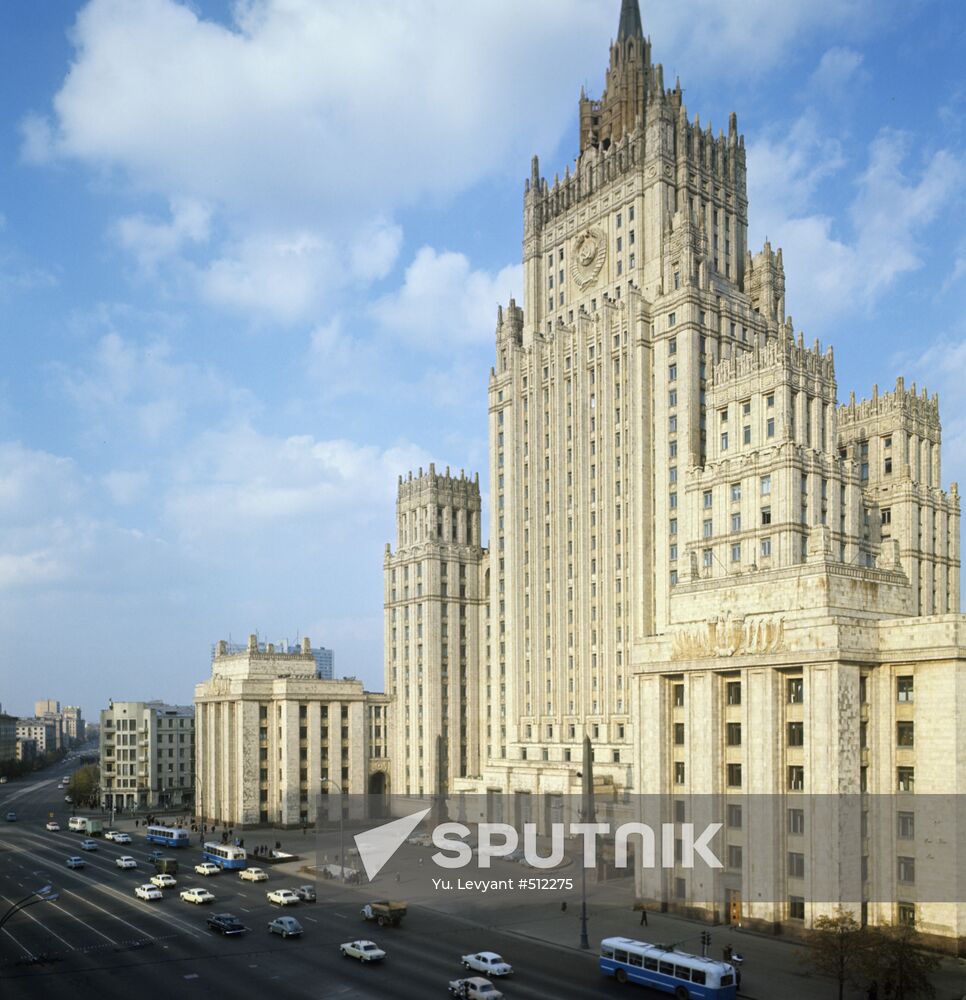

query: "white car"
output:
113 832 131 844
462 952 513 977
406 833 433 847
46 821 61 831
340 939 386 962
267 889 300 906
135 884 163 901
195 862 220 876
104 830 119 841
180 887 215 905
116 856 138 869
448 977 504 999
239 867 268 882
150 873 177 889
80 839 98 851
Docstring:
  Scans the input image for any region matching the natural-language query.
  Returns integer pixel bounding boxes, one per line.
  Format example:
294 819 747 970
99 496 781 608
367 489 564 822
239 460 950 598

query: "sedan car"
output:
45 821 61 831
104 830 119 841
195 862 220 876
113 832 131 844
448 977 503 999
239 867 268 882
5 811 16 822
180 887 215 905
135 884 163 901
267 889 300 906
340 939 386 962
207 912 247 936
268 916 303 939
294 885 316 902
150 873 177 889
80 839 98 851
461 952 513 977
116 856 138 869
64 796 72 803
66 856 85 869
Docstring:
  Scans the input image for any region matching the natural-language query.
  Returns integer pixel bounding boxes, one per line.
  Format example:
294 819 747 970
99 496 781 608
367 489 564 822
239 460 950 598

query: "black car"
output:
207 913 248 936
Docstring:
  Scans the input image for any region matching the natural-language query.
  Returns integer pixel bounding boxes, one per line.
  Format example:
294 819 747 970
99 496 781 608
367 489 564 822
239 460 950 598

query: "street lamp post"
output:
320 778 345 883
0 886 60 932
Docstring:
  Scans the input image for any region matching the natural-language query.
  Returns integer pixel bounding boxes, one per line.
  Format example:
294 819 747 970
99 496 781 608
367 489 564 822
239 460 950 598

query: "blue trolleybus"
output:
145 824 191 848
600 937 738 1000
202 842 248 870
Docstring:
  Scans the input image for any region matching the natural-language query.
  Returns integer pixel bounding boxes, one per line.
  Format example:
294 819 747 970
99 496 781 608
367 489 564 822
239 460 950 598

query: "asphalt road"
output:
0 763 626 1000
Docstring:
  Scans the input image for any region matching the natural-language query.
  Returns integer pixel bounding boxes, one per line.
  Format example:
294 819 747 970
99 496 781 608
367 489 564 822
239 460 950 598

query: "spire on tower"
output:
617 0 644 41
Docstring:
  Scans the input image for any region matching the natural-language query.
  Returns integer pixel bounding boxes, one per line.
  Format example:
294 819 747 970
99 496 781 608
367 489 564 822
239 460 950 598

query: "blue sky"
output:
0 0 964 719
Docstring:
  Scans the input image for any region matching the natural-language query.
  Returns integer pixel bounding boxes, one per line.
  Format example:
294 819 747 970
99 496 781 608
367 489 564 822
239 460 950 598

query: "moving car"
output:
5 811 16 822
0 776 8 783
64 796 72 803
104 830 119 841
180 887 215 905
66 856 85 869
462 952 513 977
46 821 61 831
448 977 504 999
268 916 303 939
239 867 268 882
406 833 433 847
150 873 177 889
116 856 138 869
113 832 131 844
147 849 164 861
195 862 220 876
340 939 386 962
267 889 300 906
294 885 316 902
80 839 98 851
135 884 163 901
207 913 247 936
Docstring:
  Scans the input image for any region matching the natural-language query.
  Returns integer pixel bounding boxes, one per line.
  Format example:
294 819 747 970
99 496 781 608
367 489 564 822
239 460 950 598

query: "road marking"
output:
184 974 199 980
49 897 118 944
333 912 348 919
304 915 318 922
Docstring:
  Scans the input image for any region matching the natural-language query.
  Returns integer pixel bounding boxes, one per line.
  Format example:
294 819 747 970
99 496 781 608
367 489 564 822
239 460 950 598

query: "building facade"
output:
384 0 965 952
0 710 16 764
16 718 59 754
62 706 85 744
100 701 195 811
195 635 389 828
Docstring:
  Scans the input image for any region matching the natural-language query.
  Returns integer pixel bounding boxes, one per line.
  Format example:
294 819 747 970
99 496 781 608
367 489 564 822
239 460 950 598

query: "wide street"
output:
4 760 966 999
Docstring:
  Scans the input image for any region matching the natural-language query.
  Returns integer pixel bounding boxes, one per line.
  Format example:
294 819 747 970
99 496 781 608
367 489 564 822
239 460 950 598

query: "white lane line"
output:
304 916 318 923
1 925 36 961
0 894 76 950
48 896 118 944
332 912 347 919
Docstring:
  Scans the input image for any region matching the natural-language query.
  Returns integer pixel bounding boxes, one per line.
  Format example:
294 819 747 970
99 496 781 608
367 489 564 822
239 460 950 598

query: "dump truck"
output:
360 900 407 927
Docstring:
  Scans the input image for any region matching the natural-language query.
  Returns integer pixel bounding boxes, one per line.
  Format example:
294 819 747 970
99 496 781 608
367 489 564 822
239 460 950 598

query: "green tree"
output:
68 764 100 808
803 907 867 1000
863 925 939 1000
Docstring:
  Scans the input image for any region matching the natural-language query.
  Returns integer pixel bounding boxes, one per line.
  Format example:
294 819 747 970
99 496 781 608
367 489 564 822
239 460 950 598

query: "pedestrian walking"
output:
561 901 567 912
639 906 648 927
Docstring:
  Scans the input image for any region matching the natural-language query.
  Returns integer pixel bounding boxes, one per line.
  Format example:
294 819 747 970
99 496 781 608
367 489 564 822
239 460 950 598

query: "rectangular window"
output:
668 312 677 327
703 490 713 508
727 845 743 871
727 763 742 787
897 721 914 747
788 852 805 878
897 767 915 792
788 765 805 791
669 364 677 381
674 761 686 784
703 519 713 538
897 856 916 884
789 896 805 920
726 722 742 746
673 684 685 706
674 722 685 745
787 678 804 703
726 681 741 705
761 506 772 526
730 482 741 502
767 417 775 438
703 548 713 568
760 474 772 495
897 676 914 702
721 432 729 451
788 808 805 835
898 904 916 928
727 804 742 828
897 812 915 839
761 537 772 557
730 543 741 562
731 512 741 532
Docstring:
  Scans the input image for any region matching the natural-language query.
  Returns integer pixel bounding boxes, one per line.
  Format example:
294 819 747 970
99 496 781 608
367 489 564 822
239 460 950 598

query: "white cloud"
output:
808 47 865 95
372 246 522 348
113 196 211 272
102 469 150 505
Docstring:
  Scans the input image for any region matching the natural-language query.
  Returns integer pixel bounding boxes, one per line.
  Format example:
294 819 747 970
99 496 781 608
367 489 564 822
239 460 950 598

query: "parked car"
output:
207 913 247 936
5 811 16 822
195 862 220 876
294 885 316 902
461 952 513 977
180 887 215 905
448 977 503 999
66 856 85 869
340 939 386 962
268 916 303 939
239 867 268 882
135 884 163 901
80 839 98 851
0 776 8 783
45 821 61 831
113 832 131 844
267 889 300 906
150 873 177 889
116 856 138 869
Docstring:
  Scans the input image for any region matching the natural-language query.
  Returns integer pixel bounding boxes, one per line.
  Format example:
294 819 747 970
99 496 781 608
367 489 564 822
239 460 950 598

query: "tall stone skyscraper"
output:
385 0 964 949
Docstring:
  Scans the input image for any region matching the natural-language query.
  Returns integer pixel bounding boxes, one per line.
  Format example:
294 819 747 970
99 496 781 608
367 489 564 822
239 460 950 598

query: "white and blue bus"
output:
202 842 248 870
600 937 738 999
145 825 191 848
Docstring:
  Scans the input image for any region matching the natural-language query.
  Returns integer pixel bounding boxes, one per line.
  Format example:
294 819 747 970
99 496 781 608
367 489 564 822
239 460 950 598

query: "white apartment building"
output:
100 701 195 811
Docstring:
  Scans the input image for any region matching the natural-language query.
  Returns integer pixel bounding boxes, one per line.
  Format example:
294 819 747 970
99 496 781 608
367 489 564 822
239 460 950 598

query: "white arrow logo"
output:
353 808 431 881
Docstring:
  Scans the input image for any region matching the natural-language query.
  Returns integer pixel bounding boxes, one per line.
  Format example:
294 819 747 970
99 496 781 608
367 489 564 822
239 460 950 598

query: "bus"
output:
202 842 248 870
145 825 191 848
600 938 738 999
